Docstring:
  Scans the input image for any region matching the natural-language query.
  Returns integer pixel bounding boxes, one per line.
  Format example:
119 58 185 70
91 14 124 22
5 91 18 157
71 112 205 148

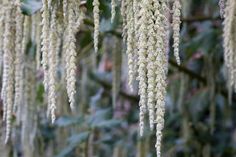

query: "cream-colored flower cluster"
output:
111 0 116 22
172 0 181 65
93 0 100 53
0 1 33 143
40 0 84 120
222 0 236 92
2 4 15 144
0 0 85 142
0 1 184 156
48 6 57 123
65 0 78 110
121 0 181 156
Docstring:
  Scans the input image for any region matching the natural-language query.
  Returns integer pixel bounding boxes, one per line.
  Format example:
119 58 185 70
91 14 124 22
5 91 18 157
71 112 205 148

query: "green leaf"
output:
92 119 122 129
67 132 90 145
55 132 90 157
87 108 111 125
55 116 84 127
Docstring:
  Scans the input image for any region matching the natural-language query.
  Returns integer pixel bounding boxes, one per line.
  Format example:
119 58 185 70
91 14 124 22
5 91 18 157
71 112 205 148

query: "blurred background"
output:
1 0 236 157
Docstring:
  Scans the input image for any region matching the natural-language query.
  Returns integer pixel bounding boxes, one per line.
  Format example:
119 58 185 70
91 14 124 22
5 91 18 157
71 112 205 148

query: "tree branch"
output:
89 72 139 102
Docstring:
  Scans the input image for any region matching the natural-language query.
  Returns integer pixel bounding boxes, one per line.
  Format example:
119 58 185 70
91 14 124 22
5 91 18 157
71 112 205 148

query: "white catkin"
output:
35 13 42 70
41 0 50 91
1 7 6 105
126 0 136 91
93 0 100 53
0 6 4 73
48 7 57 123
137 0 149 136
66 0 77 110
13 4 24 112
172 0 181 65
154 1 169 156
63 0 68 21
161 0 170 74
146 0 156 131
4 6 15 143
75 0 83 32
111 0 116 22
223 0 235 89
121 0 128 41
16 16 30 124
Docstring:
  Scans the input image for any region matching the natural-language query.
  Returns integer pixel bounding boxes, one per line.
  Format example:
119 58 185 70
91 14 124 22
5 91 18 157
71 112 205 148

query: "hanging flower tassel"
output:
93 0 100 53
4 5 15 143
111 0 116 22
14 1 24 112
41 0 50 91
65 0 78 110
172 0 181 65
48 6 57 123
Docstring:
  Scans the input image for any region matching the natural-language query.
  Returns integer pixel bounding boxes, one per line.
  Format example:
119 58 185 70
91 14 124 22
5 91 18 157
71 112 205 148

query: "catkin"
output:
0 5 4 73
63 0 68 22
223 0 236 90
146 0 156 131
14 4 24 112
126 0 136 91
121 0 128 41
35 13 42 70
1 7 6 108
137 0 149 136
172 0 181 65
111 0 116 22
48 6 57 123
4 5 15 143
155 2 169 156
66 0 77 110
41 0 50 91
120 0 171 155
93 0 100 53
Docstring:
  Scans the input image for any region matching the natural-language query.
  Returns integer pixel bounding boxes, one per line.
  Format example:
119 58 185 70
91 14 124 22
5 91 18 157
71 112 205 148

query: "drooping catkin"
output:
146 0 157 131
75 0 83 32
223 0 236 90
111 0 116 22
0 6 4 73
172 0 181 65
13 3 24 112
48 6 57 123
120 0 171 155
126 0 136 91
93 0 100 53
35 13 42 70
4 5 15 143
41 0 50 91
160 0 170 74
15 16 30 125
121 0 128 41
154 2 169 156
154 49 167 157
63 0 68 22
137 0 149 136
1 7 6 105
65 0 78 110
